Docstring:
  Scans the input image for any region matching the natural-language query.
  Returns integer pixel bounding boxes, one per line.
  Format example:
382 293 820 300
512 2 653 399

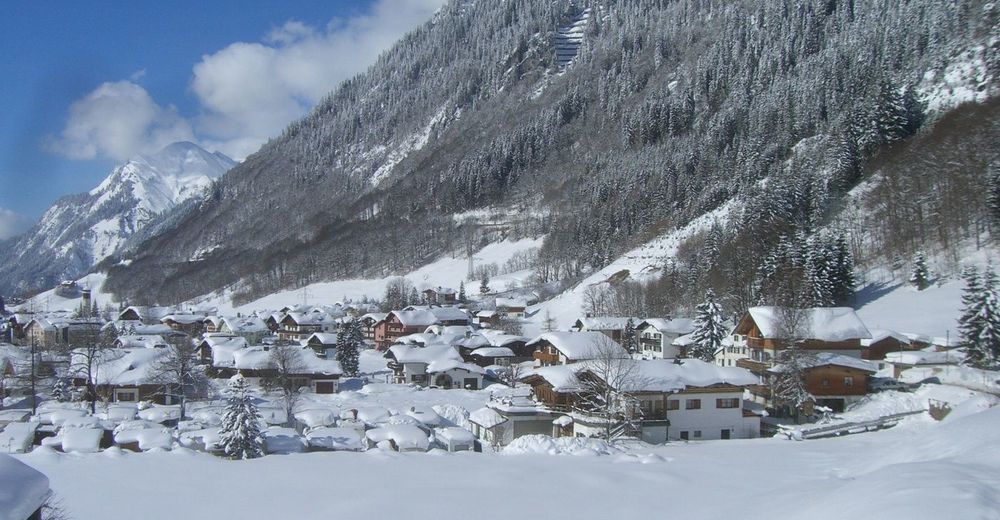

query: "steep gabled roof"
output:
741 307 871 342
527 331 626 361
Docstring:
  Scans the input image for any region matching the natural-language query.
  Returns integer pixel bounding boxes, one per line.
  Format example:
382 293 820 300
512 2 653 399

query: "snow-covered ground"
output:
15 393 1000 520
854 277 964 340
181 237 544 314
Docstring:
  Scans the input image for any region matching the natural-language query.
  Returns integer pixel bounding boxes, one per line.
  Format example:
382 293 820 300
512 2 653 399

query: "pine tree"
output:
50 379 70 402
830 234 856 306
218 375 265 460
988 163 1000 229
336 318 363 377
622 318 638 355
909 251 929 290
408 286 420 307
977 288 1000 368
458 281 466 303
480 274 491 295
690 289 726 362
959 266 987 366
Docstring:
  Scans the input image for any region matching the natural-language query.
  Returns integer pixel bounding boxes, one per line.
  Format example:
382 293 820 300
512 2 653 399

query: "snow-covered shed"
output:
527 331 627 366
0 453 50 520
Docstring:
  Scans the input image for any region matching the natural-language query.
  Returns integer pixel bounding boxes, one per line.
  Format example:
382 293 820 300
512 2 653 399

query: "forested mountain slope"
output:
103 0 999 307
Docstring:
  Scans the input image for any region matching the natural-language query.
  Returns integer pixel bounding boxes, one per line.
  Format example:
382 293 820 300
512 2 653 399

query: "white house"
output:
384 342 485 389
636 318 696 359
521 359 761 443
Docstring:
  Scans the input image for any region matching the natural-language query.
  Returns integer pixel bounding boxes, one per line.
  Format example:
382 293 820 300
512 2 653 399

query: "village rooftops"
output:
527 331 627 361
389 309 440 327
69 347 167 386
883 349 965 366
387 343 464 365
861 329 912 347
770 352 879 374
742 306 872 342
525 358 757 393
231 345 342 375
638 318 696 335
574 316 638 331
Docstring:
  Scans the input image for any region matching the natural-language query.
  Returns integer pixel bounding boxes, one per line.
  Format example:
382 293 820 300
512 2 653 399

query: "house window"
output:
685 399 701 410
680 431 689 440
721 429 731 440
693 430 702 438
821 378 830 388
667 400 680 410
116 390 137 402
716 398 739 409
844 376 854 387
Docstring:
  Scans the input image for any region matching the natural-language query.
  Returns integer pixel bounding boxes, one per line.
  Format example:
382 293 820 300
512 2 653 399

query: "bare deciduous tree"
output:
266 343 307 427
149 335 210 420
574 337 645 441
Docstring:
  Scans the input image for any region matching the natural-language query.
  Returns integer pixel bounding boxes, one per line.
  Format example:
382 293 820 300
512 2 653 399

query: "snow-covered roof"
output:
304 332 339 345
387 343 464 365
527 331 627 361
746 306 872 341
525 365 585 392
771 352 878 374
69 347 167 386
428 307 470 322
639 318 696 335
599 359 758 392
470 346 516 358
390 309 440 327
478 329 527 346
496 297 527 308
469 407 508 429
306 427 364 451
116 334 168 349
133 324 175 336
203 336 248 367
672 333 696 347
426 359 485 375
435 426 476 444
231 345 342 375
0 453 49 519
575 316 636 331
365 425 430 451
221 316 268 333
360 312 387 323
884 350 964 366
161 313 203 325
425 324 473 336
861 329 912 347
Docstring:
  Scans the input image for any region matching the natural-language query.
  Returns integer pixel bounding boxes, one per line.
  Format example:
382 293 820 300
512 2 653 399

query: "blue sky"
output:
0 0 444 237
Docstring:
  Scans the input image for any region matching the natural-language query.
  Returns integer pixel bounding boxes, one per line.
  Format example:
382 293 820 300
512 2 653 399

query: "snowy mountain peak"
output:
0 142 235 296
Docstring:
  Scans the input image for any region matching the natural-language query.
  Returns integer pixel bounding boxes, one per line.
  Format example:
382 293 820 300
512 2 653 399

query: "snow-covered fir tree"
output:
770 348 814 418
479 274 490 295
218 374 264 460
50 379 70 402
959 266 986 360
622 318 638 355
977 288 1000 368
909 251 929 290
336 318 363 377
690 289 726 362
458 281 466 303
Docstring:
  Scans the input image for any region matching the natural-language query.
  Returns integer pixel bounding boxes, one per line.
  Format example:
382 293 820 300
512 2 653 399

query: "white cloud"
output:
48 0 445 163
46 80 194 161
0 207 32 240
190 0 447 160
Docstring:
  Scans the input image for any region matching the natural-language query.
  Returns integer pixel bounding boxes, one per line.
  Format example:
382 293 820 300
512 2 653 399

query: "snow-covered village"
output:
1 1 1000 519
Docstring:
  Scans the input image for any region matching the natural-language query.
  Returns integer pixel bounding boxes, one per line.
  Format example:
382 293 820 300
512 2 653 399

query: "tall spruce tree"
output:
218 374 264 460
480 274 491 295
959 266 987 364
978 288 1000 368
909 251 929 290
458 281 466 303
336 318 363 377
690 289 726 362
622 318 638 355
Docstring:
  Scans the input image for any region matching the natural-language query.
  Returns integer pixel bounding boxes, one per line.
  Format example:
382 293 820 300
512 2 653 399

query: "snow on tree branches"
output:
690 290 726 362
336 318 363 377
218 374 265 460
909 251 930 290
962 266 1000 368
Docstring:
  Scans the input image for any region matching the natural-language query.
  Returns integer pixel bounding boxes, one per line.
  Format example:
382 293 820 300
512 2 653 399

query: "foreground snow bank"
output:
503 435 620 456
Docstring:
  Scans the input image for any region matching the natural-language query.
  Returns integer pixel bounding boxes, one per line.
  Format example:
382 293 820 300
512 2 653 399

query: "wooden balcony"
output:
736 358 770 374
533 351 560 365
